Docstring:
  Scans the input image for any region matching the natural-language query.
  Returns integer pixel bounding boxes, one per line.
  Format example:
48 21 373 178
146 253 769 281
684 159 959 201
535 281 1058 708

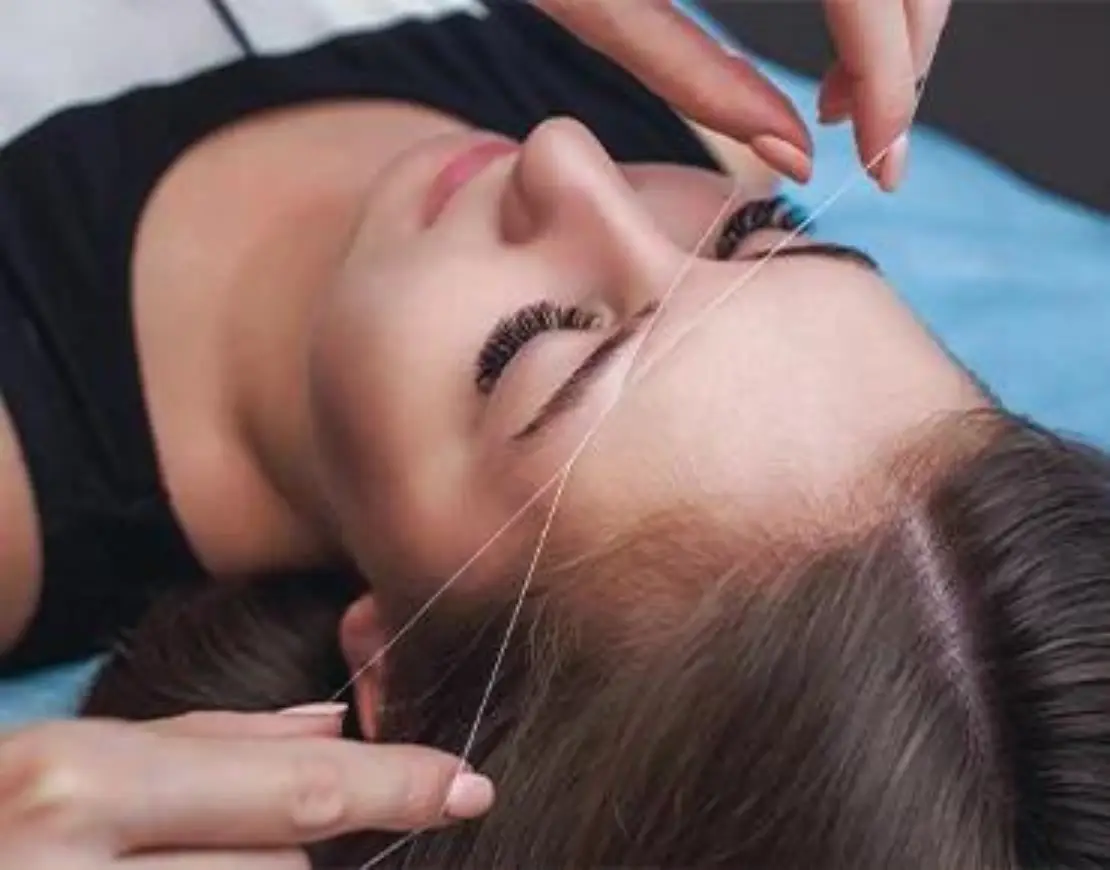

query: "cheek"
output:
356 465 545 608
339 259 471 437
621 165 736 250
309 256 470 560
312 254 553 593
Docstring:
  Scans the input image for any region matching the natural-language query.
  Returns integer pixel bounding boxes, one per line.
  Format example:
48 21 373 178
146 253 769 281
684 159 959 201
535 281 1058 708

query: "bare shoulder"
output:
0 397 42 655
683 118 780 199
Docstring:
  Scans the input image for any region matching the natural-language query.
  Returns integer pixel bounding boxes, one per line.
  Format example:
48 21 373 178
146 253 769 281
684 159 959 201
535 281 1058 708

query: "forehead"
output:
549 256 986 528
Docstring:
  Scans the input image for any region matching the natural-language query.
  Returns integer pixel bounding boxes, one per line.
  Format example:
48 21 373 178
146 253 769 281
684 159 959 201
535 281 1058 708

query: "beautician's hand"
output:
0 708 493 869
815 0 951 189
535 0 952 191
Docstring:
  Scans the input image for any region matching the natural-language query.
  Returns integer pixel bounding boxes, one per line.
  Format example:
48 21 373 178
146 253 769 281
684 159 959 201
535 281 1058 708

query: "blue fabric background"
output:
2 5 1107 730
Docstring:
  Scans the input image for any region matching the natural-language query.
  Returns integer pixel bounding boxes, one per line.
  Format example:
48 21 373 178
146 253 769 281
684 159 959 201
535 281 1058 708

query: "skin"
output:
0 100 985 653
305 115 987 608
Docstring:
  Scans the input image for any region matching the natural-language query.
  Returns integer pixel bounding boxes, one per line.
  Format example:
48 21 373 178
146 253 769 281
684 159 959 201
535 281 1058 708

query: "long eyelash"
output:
476 301 601 394
714 195 812 260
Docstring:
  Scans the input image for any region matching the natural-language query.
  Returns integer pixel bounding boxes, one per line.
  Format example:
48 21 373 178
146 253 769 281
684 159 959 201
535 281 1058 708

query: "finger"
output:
817 62 853 124
107 737 493 853
536 0 812 181
821 0 947 122
122 849 308 870
144 707 348 740
904 0 953 73
823 0 916 186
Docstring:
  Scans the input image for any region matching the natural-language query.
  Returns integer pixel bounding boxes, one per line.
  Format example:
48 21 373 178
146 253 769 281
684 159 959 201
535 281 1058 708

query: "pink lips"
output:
423 138 519 227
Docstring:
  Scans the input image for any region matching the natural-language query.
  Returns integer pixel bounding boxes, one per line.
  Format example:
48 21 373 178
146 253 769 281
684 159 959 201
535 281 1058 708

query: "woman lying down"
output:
81 118 1110 870
17 3 1101 870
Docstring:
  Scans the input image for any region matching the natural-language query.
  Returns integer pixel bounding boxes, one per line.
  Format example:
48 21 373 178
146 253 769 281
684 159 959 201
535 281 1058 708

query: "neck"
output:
222 101 471 566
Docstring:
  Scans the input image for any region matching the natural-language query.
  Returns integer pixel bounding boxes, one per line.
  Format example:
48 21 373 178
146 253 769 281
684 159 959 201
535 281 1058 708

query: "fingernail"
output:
279 702 349 718
750 135 812 184
878 133 909 192
444 773 495 820
817 90 851 125
817 102 851 125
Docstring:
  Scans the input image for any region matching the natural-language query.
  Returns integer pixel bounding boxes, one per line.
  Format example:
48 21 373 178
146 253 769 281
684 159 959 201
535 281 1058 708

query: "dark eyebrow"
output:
512 303 656 442
511 242 881 442
747 241 881 274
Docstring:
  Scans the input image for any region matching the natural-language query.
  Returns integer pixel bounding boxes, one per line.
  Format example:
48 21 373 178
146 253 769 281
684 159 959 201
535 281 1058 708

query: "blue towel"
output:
2 5 1107 731
0 658 104 730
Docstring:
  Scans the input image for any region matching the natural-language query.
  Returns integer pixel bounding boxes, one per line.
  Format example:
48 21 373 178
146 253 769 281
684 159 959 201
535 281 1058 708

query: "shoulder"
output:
0 399 41 657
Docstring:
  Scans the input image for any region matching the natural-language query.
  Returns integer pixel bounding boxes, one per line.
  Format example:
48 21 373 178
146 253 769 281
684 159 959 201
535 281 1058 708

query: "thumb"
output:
535 0 811 180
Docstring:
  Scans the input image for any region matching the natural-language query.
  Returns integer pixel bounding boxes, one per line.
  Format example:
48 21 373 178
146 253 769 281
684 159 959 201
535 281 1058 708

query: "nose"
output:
500 118 671 314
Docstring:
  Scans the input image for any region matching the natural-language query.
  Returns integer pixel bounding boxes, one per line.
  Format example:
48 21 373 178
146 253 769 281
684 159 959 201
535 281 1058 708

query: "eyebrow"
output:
511 242 879 442
757 241 881 275
512 302 656 441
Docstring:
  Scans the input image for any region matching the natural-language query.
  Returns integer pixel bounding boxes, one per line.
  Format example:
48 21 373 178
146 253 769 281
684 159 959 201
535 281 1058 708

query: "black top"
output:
0 0 719 674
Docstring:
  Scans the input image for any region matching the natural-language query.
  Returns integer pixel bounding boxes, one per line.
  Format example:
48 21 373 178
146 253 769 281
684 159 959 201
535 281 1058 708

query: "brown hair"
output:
83 410 1110 869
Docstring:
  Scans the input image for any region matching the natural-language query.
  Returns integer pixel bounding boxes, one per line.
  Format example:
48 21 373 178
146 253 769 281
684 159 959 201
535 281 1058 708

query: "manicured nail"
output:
817 101 851 125
279 702 349 718
817 87 852 125
750 135 812 184
878 133 909 192
444 773 495 820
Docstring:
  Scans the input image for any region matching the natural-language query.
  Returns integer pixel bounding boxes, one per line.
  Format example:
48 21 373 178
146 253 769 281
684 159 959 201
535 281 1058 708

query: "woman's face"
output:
310 118 985 600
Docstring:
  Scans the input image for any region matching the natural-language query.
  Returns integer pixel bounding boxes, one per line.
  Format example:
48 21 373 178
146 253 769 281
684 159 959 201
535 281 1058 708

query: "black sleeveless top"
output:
0 0 719 674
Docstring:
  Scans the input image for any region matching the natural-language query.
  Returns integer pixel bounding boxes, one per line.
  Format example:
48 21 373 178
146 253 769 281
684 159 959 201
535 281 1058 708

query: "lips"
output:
423 137 519 228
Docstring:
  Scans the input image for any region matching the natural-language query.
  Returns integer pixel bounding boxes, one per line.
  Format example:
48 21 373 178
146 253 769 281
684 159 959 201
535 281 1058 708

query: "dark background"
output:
703 0 1110 214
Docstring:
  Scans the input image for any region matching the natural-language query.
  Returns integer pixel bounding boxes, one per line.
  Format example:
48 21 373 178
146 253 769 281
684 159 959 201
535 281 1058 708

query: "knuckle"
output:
0 724 78 795
285 752 348 834
0 724 102 835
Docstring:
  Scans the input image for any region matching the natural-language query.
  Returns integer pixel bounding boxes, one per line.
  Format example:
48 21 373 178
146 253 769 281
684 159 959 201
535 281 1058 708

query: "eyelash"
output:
714 195 811 260
476 300 602 394
474 197 811 394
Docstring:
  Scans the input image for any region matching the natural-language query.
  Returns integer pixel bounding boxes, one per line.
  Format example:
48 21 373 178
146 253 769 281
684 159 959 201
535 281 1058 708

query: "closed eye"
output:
510 242 881 443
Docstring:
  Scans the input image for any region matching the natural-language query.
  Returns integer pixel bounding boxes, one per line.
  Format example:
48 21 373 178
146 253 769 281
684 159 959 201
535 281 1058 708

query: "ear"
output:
338 595 388 740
